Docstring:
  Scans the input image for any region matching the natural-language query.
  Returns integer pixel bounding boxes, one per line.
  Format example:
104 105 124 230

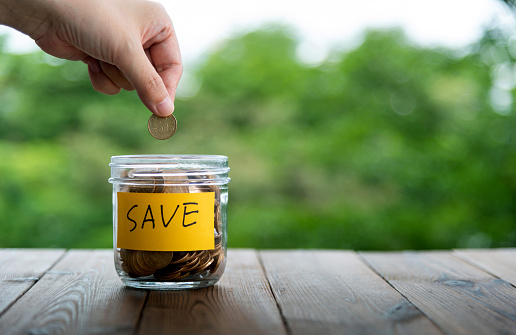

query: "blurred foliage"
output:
0 24 515 250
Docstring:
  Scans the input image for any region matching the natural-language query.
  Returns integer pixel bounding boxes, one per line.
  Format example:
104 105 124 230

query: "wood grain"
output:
454 248 516 286
0 249 147 335
137 249 287 335
2 248 515 335
361 251 516 335
0 249 65 315
259 250 443 335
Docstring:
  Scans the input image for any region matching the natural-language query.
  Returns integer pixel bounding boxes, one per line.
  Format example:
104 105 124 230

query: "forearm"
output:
0 0 54 39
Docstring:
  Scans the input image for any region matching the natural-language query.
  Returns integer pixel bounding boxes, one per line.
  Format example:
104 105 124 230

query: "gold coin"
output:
148 114 177 140
153 175 165 193
135 251 157 272
154 264 183 280
169 252 194 264
128 181 154 193
128 176 164 193
214 233 222 246
120 249 144 277
197 256 215 272
142 251 173 269
175 272 191 280
154 270 181 281
210 253 224 272
131 255 154 277
162 170 189 193
215 204 221 232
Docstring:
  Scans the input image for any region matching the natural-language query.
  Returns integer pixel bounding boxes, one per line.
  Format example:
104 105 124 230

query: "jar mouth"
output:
109 155 230 185
110 154 228 165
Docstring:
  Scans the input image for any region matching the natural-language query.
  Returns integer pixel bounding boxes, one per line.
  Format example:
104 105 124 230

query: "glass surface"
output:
109 155 230 290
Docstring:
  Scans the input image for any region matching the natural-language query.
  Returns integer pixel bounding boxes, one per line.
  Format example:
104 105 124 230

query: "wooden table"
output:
0 248 515 335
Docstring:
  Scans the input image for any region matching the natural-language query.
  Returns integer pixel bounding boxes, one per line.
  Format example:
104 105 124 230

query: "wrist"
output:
0 0 54 40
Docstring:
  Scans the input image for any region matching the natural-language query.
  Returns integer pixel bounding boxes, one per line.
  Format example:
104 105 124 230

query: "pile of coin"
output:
155 235 223 281
118 170 224 281
119 236 223 280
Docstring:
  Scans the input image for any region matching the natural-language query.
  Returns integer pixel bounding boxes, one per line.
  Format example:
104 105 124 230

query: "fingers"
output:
84 57 121 95
35 0 183 116
83 57 137 95
100 62 135 91
149 31 183 103
118 45 176 117
86 41 181 116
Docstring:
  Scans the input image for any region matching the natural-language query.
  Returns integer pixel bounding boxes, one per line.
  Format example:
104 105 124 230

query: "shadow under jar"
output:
109 155 230 290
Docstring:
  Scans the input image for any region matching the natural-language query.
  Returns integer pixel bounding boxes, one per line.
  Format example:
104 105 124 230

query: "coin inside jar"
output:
142 251 173 269
148 114 177 140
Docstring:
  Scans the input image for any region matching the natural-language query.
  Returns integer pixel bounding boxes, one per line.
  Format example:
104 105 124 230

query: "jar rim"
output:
109 155 230 185
110 154 227 165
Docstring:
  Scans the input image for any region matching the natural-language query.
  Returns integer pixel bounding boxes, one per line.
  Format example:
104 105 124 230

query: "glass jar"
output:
108 155 230 290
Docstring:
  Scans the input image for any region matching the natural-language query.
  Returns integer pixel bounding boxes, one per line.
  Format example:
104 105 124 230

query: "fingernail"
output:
156 96 174 117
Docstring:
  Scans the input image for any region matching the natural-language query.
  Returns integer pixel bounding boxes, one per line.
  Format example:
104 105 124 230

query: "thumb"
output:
120 49 174 117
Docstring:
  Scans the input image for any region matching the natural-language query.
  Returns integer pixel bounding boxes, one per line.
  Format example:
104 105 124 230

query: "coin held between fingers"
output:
156 97 174 116
148 114 177 140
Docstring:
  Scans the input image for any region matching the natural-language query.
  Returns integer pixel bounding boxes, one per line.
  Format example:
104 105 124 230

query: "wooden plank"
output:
0 249 65 315
454 248 516 287
361 251 516 335
259 250 443 335
0 249 147 335
137 249 287 335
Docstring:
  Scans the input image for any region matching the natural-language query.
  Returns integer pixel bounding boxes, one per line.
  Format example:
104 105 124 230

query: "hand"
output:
1 0 182 117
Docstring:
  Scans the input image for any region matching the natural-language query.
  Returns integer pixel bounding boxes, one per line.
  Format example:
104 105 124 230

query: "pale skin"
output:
0 0 182 117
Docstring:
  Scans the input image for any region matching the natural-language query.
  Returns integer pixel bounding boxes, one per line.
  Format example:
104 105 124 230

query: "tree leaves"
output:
0 25 514 249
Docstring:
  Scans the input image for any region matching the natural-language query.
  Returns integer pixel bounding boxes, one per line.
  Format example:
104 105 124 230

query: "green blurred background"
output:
0 9 515 250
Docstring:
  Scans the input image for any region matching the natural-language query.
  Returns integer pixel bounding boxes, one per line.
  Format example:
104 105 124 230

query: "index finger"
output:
148 30 183 102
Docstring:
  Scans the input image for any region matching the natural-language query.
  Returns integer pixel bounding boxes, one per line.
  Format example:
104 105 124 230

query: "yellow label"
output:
116 192 215 251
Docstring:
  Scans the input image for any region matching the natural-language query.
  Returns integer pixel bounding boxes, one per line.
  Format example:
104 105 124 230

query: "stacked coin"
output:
154 235 223 281
120 250 174 277
118 170 224 281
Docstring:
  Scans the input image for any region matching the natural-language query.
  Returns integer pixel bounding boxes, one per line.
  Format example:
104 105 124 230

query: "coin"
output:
142 251 173 269
162 170 189 193
153 175 165 193
128 175 165 193
148 114 177 140
197 256 215 272
128 180 155 193
154 267 182 281
135 251 157 272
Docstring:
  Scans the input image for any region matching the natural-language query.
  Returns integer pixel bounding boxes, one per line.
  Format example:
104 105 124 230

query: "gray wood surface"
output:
0 250 147 335
0 249 65 315
454 248 516 286
361 250 516 335
1 248 515 335
260 250 443 335
137 249 286 335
